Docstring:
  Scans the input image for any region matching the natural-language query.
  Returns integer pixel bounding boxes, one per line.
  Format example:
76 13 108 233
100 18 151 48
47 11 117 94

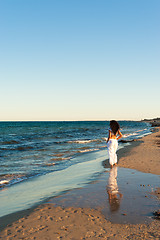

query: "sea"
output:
0 121 153 217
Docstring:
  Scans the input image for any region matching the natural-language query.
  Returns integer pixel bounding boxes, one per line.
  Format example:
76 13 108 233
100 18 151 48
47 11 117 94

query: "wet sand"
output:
0 127 160 239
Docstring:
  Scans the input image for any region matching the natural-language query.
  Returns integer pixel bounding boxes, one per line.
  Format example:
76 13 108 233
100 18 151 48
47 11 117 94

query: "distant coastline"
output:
142 117 160 127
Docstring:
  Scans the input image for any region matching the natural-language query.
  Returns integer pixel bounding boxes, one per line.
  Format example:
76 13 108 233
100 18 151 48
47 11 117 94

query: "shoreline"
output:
0 126 160 239
0 133 143 231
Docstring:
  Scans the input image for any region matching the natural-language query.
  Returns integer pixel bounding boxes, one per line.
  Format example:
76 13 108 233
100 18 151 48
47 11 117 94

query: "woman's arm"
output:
117 130 123 140
107 130 111 142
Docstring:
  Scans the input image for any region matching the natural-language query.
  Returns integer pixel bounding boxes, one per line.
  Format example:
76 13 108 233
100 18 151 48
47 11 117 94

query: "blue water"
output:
0 121 152 189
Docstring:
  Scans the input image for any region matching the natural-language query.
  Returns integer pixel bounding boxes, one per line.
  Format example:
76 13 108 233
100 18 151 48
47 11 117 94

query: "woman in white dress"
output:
106 120 123 168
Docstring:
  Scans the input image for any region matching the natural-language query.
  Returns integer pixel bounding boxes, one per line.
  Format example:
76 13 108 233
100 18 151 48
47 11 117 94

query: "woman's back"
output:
109 129 117 139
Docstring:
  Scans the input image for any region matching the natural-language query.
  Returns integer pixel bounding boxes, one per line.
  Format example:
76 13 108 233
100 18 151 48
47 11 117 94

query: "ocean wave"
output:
0 174 26 189
123 133 138 138
16 146 34 151
50 153 64 157
45 162 56 166
123 129 151 139
0 145 35 151
67 139 101 144
0 180 9 186
1 140 20 145
50 156 71 162
77 148 99 153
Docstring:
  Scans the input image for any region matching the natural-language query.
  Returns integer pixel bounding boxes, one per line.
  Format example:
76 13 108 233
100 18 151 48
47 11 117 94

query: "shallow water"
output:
0 149 106 218
48 166 160 224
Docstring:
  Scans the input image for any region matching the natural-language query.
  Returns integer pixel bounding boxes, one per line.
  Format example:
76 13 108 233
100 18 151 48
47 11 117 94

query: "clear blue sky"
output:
0 0 159 121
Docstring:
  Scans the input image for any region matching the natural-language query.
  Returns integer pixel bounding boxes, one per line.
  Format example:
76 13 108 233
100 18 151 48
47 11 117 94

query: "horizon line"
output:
0 119 150 122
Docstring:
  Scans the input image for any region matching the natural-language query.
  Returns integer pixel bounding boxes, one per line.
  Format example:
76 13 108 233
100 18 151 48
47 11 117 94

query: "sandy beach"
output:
0 205 159 240
0 126 160 239
118 127 160 175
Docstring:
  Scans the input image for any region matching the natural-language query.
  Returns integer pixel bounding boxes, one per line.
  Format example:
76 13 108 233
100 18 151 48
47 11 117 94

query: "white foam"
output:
68 139 99 144
123 128 152 139
123 133 137 138
78 148 99 153
0 180 9 185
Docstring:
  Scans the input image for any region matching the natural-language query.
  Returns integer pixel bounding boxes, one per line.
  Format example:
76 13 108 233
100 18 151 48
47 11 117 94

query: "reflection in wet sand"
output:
48 167 159 224
107 166 123 212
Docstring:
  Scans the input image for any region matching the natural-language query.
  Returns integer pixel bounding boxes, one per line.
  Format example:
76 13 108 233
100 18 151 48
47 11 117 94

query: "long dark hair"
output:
110 120 120 135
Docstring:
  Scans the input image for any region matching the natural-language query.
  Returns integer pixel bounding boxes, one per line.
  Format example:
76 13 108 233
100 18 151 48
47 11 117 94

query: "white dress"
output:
107 130 118 165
